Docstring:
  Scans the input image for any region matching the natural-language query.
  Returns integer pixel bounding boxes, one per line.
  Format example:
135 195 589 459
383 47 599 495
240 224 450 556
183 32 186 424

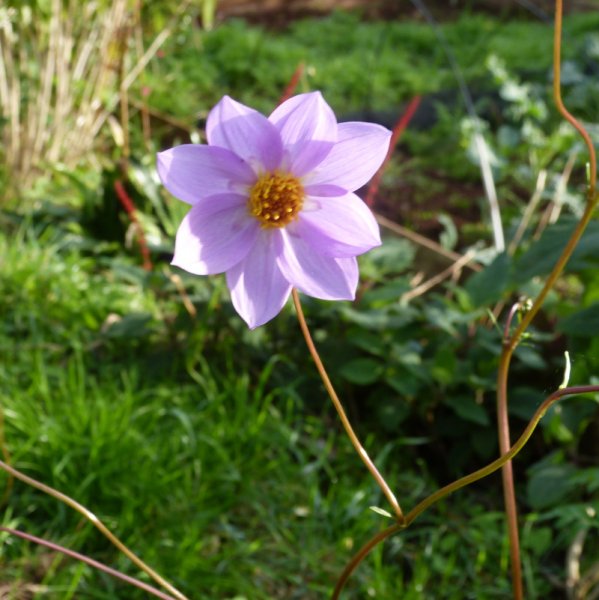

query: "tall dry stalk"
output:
0 0 134 197
0 0 197 201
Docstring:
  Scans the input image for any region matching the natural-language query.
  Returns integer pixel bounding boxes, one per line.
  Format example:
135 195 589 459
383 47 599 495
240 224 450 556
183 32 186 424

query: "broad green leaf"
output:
513 218 599 284
558 302 599 337
449 395 489 426
465 251 511 307
526 464 575 509
338 358 383 385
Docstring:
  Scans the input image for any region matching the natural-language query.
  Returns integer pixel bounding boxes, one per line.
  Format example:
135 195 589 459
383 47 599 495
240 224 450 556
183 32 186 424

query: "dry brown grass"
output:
0 0 133 196
0 0 191 200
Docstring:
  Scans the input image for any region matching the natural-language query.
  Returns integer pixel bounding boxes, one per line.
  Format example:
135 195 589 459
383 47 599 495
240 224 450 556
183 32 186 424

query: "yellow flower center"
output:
248 172 304 228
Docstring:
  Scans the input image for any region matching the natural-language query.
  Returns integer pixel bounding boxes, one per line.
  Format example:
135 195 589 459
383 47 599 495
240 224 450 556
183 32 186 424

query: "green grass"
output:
146 11 599 120
0 226 532 599
2 5 599 599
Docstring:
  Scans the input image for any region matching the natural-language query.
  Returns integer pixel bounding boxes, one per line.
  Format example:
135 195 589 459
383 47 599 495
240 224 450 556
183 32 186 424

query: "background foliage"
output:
1 2 598 598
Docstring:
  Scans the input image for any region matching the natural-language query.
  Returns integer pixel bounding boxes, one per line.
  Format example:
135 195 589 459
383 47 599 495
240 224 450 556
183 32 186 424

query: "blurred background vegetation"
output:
1 0 598 598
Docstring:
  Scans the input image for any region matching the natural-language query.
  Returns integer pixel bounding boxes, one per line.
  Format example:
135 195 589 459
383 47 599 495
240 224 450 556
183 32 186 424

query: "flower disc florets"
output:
157 92 392 328
249 172 304 228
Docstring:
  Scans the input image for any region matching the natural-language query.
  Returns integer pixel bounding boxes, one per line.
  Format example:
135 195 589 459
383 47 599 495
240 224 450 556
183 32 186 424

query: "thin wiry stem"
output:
502 301 525 344
0 526 177 600
508 169 547 254
291 289 404 521
495 2 599 598
0 459 188 600
90 0 194 142
400 250 477 302
553 0 596 192
332 385 599 599
375 213 482 272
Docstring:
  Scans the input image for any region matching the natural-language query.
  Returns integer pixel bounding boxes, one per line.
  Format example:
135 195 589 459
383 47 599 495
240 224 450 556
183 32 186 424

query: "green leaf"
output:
508 387 544 421
465 251 511 307
438 213 458 250
338 358 383 385
374 397 411 432
364 238 415 277
513 218 599 284
431 346 458 386
558 302 599 337
103 313 153 339
523 527 553 556
514 345 547 370
346 328 387 356
369 506 393 519
449 396 489 426
384 372 422 396
526 464 575 509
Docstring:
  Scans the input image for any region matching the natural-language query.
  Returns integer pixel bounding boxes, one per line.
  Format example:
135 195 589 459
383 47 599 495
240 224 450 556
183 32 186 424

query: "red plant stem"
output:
114 180 153 271
278 62 305 106
364 95 421 207
0 526 177 600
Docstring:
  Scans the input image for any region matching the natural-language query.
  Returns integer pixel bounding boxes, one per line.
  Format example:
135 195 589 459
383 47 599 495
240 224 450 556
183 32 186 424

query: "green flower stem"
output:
332 385 599 599
496 1 599 597
0 526 177 600
0 459 188 600
291 289 404 522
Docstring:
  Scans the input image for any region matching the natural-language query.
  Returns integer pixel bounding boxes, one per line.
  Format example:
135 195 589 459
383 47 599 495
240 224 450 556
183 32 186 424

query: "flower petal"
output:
290 192 381 257
157 145 255 205
278 230 358 300
226 231 291 328
206 96 284 172
303 183 346 197
269 92 337 175
305 122 391 191
172 194 258 275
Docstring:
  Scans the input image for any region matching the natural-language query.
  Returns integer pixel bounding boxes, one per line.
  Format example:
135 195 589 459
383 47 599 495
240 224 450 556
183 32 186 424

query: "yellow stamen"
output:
248 172 304 228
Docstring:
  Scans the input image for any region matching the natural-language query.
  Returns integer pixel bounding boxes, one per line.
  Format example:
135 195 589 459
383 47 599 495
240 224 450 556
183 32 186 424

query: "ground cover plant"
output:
1 0 599 598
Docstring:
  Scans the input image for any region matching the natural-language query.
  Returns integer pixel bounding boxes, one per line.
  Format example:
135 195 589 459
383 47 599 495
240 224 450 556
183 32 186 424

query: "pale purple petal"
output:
226 231 292 328
288 141 336 176
172 194 258 275
206 96 283 172
290 193 381 257
278 230 358 300
304 122 391 191
303 183 346 197
157 145 255 205
269 92 337 175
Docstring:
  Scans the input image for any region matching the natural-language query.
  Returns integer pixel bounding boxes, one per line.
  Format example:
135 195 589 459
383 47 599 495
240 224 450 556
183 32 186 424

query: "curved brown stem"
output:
553 0 597 191
496 2 599 597
333 385 599 599
0 459 188 600
0 526 177 600
291 289 404 521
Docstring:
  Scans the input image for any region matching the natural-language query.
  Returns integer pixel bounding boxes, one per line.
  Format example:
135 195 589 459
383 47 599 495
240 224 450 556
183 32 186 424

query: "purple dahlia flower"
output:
157 92 391 328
